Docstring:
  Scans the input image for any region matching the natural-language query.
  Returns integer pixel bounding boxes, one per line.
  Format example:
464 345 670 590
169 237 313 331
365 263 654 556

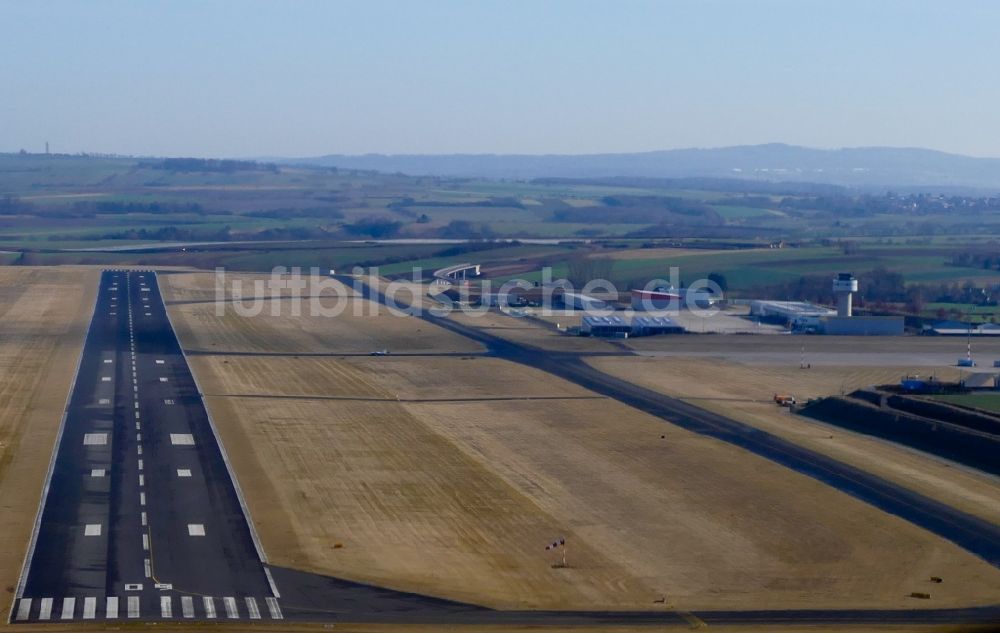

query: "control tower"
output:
832 273 858 317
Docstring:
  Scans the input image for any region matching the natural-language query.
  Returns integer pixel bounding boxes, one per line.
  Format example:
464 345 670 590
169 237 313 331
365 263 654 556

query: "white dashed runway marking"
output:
84 524 102 536
83 433 107 446
188 524 205 536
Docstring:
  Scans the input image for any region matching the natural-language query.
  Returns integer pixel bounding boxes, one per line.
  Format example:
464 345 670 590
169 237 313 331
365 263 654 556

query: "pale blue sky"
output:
2 0 998 157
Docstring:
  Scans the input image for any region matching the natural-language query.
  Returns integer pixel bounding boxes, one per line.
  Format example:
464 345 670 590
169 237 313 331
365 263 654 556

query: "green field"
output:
932 393 1000 413
2 153 1000 303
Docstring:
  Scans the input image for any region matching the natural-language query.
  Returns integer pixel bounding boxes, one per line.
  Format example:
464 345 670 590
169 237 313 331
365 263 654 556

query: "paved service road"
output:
12 270 282 623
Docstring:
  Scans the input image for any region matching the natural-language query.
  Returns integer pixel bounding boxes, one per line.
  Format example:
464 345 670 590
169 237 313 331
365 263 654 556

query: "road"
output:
12 270 281 622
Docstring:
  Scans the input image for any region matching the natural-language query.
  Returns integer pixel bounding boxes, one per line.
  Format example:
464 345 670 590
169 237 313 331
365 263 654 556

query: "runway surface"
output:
12 270 280 622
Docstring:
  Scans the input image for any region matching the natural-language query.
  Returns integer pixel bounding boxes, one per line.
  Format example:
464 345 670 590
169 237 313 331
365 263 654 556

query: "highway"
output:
12 270 281 622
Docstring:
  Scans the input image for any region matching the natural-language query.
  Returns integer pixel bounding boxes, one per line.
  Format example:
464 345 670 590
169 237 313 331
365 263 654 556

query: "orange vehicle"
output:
773 393 797 407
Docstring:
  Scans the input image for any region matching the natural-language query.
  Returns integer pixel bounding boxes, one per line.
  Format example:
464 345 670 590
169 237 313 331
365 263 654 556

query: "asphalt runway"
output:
12 270 280 622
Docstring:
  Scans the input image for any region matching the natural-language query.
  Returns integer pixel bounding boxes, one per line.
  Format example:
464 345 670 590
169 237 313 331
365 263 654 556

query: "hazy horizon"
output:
4 0 1000 158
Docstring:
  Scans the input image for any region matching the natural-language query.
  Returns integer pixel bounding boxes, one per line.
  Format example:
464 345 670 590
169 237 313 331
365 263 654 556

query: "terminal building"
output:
580 314 684 337
749 300 836 328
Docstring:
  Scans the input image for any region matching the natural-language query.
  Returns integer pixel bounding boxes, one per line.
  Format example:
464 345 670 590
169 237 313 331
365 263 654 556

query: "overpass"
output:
433 262 480 283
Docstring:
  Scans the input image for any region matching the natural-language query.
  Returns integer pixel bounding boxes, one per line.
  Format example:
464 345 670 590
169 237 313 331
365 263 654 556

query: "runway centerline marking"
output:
90 469 105 477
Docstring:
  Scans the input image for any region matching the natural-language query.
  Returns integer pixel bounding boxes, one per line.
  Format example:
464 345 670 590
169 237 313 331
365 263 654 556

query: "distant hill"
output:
280 144 1000 191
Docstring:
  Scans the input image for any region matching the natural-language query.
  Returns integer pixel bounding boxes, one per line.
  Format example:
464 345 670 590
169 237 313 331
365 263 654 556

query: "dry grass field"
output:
165 276 1000 613
0 267 99 620
588 342 1000 527
448 309 618 352
162 271 482 354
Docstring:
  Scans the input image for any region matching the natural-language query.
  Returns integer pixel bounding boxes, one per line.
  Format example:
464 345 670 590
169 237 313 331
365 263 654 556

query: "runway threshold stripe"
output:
15 598 31 621
38 597 52 621
181 596 194 618
246 597 261 619
160 596 172 618
83 596 96 619
223 596 238 618
60 597 75 620
106 596 118 619
127 596 140 618
265 597 282 619
203 596 217 619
